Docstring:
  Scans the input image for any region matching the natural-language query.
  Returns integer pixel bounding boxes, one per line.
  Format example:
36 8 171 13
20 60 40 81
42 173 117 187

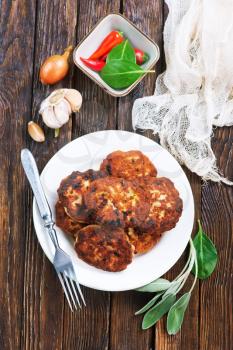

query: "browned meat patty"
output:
100 150 157 180
57 169 106 223
84 177 150 228
55 201 84 238
139 177 183 233
74 225 133 272
127 227 161 254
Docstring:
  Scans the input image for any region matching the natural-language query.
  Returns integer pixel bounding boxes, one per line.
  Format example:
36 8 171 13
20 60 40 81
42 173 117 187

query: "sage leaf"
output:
167 292 191 335
100 60 146 89
136 278 171 292
162 280 181 299
192 220 218 279
142 294 176 329
135 292 163 315
107 40 136 63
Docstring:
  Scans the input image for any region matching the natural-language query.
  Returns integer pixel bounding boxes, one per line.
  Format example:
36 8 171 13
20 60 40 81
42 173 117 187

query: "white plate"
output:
33 130 194 291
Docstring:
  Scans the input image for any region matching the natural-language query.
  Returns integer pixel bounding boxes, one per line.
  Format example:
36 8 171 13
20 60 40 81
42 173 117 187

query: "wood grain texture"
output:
0 1 36 349
200 126 233 350
21 1 78 349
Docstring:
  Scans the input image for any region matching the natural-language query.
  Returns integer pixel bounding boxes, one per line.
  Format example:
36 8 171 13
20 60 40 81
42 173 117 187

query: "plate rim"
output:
33 130 194 291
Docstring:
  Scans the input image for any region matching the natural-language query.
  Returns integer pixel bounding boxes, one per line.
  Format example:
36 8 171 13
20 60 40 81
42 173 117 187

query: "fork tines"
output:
57 269 86 311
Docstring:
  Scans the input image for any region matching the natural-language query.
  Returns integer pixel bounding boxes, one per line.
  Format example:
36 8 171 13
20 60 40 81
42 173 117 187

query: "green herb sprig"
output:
100 40 153 89
135 220 218 335
192 219 218 279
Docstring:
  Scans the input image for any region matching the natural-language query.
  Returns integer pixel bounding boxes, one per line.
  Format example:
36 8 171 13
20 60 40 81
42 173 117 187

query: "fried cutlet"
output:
74 225 133 272
140 177 183 233
100 150 157 180
127 227 161 254
55 201 85 238
57 169 106 223
84 177 150 228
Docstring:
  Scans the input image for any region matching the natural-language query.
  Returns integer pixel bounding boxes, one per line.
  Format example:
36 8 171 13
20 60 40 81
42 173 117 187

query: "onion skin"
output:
39 46 73 85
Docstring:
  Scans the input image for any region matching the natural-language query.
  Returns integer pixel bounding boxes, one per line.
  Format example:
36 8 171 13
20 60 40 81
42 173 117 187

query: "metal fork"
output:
21 148 86 311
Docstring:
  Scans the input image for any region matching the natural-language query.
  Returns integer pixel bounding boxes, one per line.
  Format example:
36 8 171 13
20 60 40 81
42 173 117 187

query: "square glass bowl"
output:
73 13 160 97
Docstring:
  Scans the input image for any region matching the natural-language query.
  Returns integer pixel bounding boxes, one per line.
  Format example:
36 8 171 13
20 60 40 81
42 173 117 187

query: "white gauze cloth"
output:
132 0 233 185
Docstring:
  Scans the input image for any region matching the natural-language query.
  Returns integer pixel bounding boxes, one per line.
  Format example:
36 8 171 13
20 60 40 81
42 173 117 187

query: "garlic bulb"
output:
39 89 82 132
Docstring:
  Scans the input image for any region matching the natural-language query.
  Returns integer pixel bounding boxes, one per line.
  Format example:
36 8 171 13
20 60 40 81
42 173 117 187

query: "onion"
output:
39 46 73 85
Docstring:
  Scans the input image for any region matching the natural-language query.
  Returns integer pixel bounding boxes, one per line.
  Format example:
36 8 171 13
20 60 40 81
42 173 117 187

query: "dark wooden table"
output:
1 1 232 349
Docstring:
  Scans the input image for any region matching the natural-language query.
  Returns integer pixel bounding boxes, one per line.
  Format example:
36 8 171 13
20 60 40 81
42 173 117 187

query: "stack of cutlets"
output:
56 150 183 272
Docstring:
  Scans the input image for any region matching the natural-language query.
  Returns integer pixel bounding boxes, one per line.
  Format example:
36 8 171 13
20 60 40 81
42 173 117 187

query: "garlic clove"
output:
64 89 82 112
63 97 72 115
39 98 50 114
54 99 70 125
48 89 67 105
28 121 45 142
41 106 61 128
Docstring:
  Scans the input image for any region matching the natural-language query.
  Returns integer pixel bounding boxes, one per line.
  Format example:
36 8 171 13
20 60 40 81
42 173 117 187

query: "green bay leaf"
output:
167 292 191 335
100 60 145 89
107 40 136 63
142 294 176 330
192 220 218 279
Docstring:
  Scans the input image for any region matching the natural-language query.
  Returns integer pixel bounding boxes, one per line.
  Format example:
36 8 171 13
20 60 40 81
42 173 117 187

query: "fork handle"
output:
21 148 59 248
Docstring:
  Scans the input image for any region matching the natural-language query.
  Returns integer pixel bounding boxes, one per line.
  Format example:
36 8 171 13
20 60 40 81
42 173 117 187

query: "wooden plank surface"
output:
0 0 232 349
200 126 233 350
0 1 36 349
20 1 78 349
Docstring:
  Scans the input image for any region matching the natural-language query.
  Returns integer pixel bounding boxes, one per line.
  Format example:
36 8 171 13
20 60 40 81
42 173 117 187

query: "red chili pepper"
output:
89 31 124 60
134 48 149 65
101 53 108 61
80 57 106 71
